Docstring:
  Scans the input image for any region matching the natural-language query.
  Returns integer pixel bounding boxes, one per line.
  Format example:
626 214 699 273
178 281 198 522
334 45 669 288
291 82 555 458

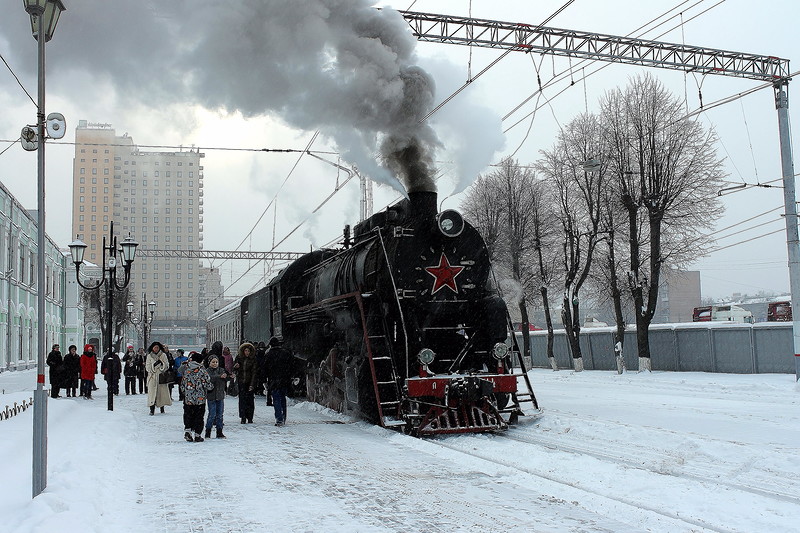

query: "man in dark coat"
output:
264 337 294 426
46 344 63 398
63 345 81 397
101 349 122 396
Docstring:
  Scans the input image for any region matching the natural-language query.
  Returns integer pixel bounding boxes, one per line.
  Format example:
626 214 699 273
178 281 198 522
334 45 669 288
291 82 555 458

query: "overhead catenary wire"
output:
417 0 576 124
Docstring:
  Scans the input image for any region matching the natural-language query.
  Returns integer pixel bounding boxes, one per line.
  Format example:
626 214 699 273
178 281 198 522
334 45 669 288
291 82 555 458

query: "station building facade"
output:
0 182 84 371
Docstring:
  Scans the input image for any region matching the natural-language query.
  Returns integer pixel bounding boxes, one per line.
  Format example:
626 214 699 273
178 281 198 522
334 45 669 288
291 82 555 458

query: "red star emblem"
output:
425 253 464 294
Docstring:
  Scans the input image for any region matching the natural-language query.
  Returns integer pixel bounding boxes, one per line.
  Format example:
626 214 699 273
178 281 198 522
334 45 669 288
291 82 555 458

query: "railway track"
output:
498 429 800 506
424 435 738 533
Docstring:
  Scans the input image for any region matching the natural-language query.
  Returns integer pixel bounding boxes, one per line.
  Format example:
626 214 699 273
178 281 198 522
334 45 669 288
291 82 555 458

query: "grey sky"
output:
0 0 797 301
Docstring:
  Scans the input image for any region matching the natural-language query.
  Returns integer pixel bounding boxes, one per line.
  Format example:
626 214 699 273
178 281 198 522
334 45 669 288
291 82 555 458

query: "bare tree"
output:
461 157 548 364
82 285 131 355
537 114 606 371
600 74 725 370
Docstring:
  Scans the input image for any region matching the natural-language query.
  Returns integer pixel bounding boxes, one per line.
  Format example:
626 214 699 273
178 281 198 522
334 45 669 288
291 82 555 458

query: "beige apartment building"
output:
72 120 207 346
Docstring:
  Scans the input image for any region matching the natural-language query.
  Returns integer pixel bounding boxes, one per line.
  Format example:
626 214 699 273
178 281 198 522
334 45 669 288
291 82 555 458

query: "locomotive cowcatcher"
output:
213 191 540 435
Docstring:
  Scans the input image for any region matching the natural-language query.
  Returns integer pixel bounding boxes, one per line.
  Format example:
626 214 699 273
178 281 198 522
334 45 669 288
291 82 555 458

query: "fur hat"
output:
238 342 255 356
268 336 282 347
190 351 204 363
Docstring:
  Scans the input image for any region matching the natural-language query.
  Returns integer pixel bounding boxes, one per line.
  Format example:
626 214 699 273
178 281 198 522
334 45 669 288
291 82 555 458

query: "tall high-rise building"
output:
72 120 207 343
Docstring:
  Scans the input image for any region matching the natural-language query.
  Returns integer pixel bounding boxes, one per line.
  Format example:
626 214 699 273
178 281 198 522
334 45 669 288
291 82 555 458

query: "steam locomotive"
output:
207 191 539 435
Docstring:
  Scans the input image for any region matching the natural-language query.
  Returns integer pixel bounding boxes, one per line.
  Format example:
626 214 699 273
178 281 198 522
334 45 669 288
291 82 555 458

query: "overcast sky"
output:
0 0 798 302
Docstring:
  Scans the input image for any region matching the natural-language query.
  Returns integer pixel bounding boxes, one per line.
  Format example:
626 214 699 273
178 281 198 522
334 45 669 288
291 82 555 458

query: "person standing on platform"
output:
46 344 63 399
63 345 80 397
204 354 228 439
233 342 258 424
101 348 122 396
79 344 97 399
264 337 293 426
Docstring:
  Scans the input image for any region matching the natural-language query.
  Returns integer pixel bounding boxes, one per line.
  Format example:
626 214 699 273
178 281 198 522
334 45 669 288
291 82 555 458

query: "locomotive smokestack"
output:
408 191 438 219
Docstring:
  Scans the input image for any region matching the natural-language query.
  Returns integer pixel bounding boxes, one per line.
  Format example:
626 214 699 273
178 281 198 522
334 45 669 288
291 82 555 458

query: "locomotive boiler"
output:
208 191 539 435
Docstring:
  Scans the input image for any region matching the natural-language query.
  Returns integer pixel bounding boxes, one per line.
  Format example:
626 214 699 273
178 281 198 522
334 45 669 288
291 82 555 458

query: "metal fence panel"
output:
676 329 711 372
528 323 793 374
754 326 793 373
713 329 754 373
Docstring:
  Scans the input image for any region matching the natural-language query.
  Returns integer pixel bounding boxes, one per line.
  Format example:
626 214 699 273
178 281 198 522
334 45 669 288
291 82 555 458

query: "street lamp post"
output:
23 0 66 499
68 222 138 413
127 298 155 349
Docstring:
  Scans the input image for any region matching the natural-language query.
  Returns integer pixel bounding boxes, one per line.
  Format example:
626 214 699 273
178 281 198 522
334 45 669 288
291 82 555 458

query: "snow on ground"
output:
1 368 799 532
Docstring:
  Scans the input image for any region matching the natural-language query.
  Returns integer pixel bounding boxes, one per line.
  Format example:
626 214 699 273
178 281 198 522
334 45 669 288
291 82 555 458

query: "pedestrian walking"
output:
233 342 258 424
46 344 63 399
145 341 173 415
63 345 80 397
204 354 228 439
264 337 294 426
180 351 212 442
79 344 97 399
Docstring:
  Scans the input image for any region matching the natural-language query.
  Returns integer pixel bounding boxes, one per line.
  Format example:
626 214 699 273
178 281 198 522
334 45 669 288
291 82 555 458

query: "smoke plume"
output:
4 0 445 193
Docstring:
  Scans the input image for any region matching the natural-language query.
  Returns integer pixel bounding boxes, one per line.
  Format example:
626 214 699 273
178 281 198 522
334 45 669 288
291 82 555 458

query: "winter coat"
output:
179 361 212 406
101 352 122 382
255 347 268 384
204 341 223 369
63 351 81 388
134 352 146 377
265 345 294 391
206 362 228 402
46 349 63 387
79 352 97 380
145 350 173 408
123 356 138 377
173 355 188 378
233 343 258 392
221 351 234 374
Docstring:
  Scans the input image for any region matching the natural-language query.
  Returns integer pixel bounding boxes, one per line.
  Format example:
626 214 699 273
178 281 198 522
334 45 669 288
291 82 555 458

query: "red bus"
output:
767 301 792 321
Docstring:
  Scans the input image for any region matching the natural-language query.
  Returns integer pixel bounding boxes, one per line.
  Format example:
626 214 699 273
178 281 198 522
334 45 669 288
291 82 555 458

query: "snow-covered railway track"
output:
425 436 736 533
499 430 800 506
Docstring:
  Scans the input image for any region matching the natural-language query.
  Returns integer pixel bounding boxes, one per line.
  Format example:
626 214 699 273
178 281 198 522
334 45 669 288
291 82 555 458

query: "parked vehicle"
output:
767 301 792 321
692 305 753 323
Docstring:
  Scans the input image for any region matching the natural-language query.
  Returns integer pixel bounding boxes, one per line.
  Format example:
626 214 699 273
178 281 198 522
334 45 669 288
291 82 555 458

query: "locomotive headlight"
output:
492 343 510 360
418 348 436 365
437 210 465 237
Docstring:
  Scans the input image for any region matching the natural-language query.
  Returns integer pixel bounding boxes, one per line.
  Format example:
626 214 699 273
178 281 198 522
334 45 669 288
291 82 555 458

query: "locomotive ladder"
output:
503 325 540 415
362 297 406 429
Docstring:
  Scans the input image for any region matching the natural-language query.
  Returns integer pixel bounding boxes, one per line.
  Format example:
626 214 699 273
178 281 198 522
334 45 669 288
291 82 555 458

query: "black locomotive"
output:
208 191 539 435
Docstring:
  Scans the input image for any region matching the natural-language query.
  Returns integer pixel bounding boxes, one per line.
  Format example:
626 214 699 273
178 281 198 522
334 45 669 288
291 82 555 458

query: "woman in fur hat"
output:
233 342 258 423
145 341 173 415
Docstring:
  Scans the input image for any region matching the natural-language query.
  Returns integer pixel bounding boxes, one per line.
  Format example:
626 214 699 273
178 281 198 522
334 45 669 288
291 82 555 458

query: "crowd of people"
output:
45 336 295 443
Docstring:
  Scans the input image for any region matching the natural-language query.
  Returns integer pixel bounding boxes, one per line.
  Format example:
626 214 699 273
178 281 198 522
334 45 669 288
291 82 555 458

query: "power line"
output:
709 228 785 253
0 138 338 155
0 51 36 107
